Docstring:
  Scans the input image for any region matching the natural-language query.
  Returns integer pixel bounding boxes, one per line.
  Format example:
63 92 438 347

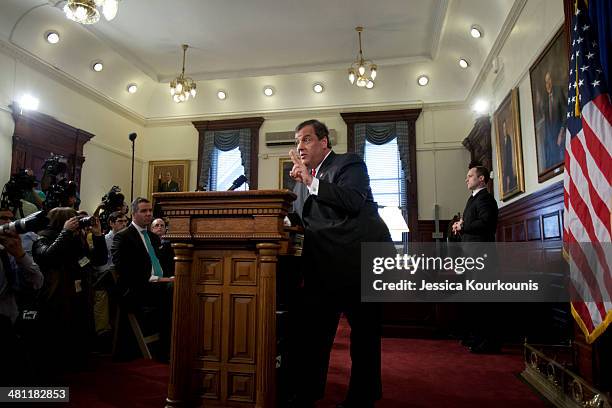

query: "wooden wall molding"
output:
11 108 94 190
497 181 564 242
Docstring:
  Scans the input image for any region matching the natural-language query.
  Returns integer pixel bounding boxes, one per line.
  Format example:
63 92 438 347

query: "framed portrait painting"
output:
494 88 525 201
147 160 190 199
278 157 296 191
529 27 569 182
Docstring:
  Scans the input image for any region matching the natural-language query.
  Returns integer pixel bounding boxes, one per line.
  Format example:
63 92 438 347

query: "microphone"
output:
228 175 247 191
129 132 137 141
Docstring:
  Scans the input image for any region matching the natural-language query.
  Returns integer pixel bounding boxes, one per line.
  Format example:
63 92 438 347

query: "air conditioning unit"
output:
264 129 337 147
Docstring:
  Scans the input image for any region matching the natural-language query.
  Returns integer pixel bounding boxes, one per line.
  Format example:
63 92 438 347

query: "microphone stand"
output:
129 133 137 203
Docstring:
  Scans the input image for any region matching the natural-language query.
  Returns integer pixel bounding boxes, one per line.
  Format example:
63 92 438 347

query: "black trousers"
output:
291 291 382 403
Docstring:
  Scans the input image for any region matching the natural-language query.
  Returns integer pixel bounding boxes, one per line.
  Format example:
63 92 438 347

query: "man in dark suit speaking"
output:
289 120 391 408
111 197 173 359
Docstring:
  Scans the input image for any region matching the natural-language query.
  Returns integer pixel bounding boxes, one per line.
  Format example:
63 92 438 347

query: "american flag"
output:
564 0 612 344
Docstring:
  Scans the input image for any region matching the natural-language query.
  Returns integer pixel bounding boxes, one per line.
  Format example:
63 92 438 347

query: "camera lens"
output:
78 216 94 229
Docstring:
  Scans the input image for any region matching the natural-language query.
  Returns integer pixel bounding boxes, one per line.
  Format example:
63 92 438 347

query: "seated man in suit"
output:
150 218 175 276
111 197 173 360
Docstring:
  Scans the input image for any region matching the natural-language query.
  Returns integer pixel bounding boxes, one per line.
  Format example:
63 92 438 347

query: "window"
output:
208 146 249 191
364 137 406 241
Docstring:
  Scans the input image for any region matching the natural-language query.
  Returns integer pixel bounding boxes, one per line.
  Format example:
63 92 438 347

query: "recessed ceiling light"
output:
263 86 274 96
312 83 324 93
417 75 429 86
459 58 470 69
45 30 60 44
472 99 489 114
19 94 39 111
217 90 227 100
470 25 483 38
127 83 138 94
92 61 104 72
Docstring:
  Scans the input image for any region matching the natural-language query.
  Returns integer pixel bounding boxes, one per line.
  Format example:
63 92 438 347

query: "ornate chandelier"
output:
63 0 119 25
348 26 377 89
170 44 197 103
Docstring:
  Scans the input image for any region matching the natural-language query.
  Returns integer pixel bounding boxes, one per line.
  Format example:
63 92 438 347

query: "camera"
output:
0 210 49 235
78 216 94 229
44 179 78 211
1 170 37 212
101 186 124 212
98 186 125 232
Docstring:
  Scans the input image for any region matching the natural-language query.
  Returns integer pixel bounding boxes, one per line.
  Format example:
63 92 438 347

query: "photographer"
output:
0 207 43 385
32 208 107 378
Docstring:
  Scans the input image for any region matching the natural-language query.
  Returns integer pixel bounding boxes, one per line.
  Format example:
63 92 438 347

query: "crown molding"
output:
466 0 529 102
429 0 450 60
0 38 147 126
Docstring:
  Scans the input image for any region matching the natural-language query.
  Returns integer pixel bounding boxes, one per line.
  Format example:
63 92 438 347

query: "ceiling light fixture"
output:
313 83 324 93
170 44 197 103
18 94 39 111
459 58 470 69
470 25 483 38
417 75 429 86
348 26 377 89
63 0 120 25
92 61 104 72
263 86 274 97
126 83 137 94
217 90 227 100
45 30 60 44
472 99 489 114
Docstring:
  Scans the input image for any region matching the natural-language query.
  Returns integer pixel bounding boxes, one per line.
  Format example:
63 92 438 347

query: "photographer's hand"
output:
0 231 26 259
63 216 80 232
93 202 104 218
90 217 102 236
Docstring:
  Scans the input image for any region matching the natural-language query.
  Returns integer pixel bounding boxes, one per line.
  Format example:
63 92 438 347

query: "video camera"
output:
40 155 80 211
0 170 37 215
98 186 125 231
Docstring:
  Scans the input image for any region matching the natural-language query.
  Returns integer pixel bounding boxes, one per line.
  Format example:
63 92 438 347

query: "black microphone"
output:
228 175 247 191
129 132 137 141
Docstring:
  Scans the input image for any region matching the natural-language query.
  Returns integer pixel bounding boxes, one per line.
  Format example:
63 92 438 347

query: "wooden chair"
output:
112 305 160 359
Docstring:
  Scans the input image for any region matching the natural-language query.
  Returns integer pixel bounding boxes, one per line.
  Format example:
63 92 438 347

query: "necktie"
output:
311 168 316 177
141 230 164 278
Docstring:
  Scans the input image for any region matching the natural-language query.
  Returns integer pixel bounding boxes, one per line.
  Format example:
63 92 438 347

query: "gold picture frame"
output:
278 157 296 191
494 88 525 201
529 27 568 182
147 160 190 199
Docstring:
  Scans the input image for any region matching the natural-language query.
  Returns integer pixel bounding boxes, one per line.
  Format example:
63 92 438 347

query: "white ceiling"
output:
0 0 520 121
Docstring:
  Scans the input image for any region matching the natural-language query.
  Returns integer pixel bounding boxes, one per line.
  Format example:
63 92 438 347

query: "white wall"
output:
137 109 472 221
416 106 473 220
0 49 145 212
478 0 565 207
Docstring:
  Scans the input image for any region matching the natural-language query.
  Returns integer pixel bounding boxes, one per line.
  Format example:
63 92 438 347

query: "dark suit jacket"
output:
158 180 179 192
461 188 498 242
111 224 169 302
293 151 391 294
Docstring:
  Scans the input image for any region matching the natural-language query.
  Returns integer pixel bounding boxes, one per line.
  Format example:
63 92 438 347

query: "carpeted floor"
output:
63 319 549 407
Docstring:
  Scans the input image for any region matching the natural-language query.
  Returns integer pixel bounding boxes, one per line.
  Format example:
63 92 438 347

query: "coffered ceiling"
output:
0 0 524 121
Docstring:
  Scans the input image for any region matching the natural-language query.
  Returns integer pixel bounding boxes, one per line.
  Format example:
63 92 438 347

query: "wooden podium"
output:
154 190 297 408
